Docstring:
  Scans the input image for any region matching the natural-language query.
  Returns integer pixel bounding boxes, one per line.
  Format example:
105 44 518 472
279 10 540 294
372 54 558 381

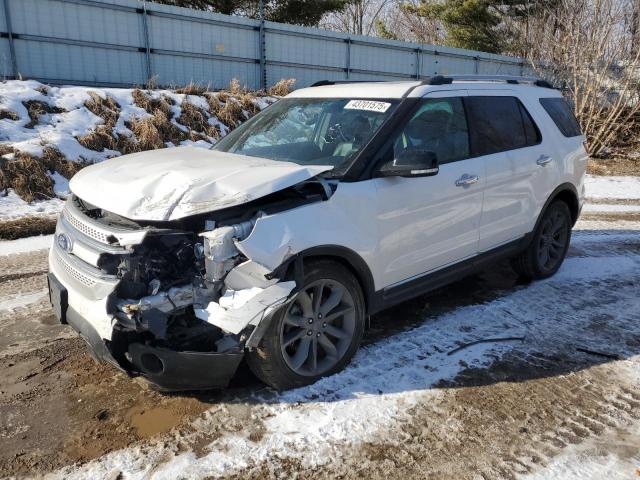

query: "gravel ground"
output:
0 211 638 479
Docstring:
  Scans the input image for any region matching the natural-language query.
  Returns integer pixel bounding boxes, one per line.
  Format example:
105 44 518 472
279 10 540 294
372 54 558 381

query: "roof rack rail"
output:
424 75 556 89
309 80 389 87
309 75 556 89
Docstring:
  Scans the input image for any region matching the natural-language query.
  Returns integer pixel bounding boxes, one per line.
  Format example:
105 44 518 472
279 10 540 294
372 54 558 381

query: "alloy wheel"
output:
537 208 569 271
280 279 356 377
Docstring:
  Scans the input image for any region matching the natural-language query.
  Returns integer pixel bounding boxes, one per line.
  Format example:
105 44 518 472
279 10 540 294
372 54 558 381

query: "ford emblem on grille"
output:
56 233 72 252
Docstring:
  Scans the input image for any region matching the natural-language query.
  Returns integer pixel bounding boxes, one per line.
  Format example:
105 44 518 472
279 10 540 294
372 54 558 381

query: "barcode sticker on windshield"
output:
344 100 391 113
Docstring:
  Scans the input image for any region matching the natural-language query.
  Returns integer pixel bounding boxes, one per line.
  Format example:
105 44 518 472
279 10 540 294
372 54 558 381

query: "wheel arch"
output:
537 183 580 229
275 245 376 315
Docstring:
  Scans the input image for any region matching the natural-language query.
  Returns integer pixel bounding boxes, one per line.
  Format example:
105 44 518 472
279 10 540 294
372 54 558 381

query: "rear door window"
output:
539 97 582 137
465 96 541 156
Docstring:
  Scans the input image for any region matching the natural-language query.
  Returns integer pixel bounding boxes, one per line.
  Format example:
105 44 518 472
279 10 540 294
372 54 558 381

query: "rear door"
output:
465 91 551 251
374 91 485 288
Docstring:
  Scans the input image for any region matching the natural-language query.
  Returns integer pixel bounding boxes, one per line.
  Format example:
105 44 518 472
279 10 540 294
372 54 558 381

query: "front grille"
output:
52 247 97 287
63 206 110 244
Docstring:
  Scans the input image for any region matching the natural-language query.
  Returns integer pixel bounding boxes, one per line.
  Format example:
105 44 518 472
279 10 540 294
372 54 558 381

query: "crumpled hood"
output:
69 147 332 221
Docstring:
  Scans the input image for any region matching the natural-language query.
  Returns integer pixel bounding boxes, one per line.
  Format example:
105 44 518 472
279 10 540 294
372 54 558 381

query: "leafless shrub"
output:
528 0 640 158
22 100 65 129
84 92 121 129
0 110 19 121
268 78 296 97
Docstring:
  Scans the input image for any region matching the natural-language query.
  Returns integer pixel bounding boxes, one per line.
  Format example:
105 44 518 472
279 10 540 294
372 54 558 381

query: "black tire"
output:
247 259 366 390
512 200 572 280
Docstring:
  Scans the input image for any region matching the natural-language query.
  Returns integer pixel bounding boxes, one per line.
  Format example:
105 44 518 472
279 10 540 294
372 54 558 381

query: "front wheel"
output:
512 200 572 280
247 259 366 390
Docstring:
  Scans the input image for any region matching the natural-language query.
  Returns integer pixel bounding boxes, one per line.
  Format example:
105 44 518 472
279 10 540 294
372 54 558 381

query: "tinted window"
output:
392 97 470 164
465 96 541 156
540 97 582 137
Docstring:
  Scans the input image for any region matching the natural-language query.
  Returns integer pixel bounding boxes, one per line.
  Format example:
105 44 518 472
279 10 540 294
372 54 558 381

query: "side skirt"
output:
370 234 532 314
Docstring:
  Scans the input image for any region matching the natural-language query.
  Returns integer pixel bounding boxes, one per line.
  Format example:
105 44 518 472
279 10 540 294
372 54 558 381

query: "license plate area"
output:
47 273 68 324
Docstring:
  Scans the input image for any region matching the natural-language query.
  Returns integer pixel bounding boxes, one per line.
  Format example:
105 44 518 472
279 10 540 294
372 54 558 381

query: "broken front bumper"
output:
48 257 245 391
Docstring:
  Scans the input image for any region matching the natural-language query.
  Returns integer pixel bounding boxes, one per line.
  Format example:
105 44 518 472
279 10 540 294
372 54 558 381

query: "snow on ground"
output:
583 203 640 213
0 190 63 221
0 234 52 256
585 174 640 200
0 290 48 312
0 80 117 162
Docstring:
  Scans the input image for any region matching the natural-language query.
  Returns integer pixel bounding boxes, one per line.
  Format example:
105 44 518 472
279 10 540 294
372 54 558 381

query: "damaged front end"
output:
49 192 310 391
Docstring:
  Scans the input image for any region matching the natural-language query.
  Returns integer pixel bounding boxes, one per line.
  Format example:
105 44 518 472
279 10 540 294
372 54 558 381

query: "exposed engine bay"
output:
57 177 334 389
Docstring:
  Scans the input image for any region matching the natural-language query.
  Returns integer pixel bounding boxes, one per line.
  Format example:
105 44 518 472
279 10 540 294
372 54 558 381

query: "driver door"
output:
374 91 485 288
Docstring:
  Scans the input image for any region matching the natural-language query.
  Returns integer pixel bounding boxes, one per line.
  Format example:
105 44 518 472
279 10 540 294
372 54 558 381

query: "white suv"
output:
48 76 587 390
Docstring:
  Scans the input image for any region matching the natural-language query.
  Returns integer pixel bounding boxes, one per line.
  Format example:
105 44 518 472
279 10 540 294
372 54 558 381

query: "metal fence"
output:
0 0 529 89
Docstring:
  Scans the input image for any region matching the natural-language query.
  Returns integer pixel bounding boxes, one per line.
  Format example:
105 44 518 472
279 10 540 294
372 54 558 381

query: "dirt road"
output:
0 212 639 479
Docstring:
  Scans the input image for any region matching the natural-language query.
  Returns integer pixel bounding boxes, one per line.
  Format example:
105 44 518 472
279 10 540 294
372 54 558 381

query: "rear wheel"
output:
512 200 572 280
247 259 365 390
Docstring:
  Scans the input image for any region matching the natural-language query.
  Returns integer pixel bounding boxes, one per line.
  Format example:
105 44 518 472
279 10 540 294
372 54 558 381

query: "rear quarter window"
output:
465 96 541 156
539 97 582 137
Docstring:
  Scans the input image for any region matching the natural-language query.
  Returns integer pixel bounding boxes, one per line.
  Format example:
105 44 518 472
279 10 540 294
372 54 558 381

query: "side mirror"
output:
377 149 439 178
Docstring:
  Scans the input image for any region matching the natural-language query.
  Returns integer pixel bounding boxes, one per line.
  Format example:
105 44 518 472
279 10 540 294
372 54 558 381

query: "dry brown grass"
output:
0 216 57 240
1 153 54 202
588 156 640 176
22 100 65 129
208 97 244 128
42 146 86 180
84 92 121 129
35 85 50 96
125 116 165 152
0 144 15 157
77 125 116 152
268 78 296 97
132 89 174 119
175 82 210 95
228 78 244 95
0 110 19 121
177 101 219 139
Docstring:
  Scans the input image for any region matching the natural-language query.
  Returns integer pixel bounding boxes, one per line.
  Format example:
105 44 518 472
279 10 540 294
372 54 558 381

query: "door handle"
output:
536 155 553 166
455 174 479 187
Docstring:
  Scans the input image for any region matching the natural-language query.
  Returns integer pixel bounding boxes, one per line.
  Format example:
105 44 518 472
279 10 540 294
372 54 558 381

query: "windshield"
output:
213 98 398 174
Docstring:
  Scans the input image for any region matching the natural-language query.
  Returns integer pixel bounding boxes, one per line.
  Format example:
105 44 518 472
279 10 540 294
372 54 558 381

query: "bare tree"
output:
528 0 640 157
321 0 393 36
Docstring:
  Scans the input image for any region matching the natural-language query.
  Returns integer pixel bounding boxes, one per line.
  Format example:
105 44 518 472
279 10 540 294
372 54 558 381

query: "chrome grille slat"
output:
52 247 97 287
63 206 110 244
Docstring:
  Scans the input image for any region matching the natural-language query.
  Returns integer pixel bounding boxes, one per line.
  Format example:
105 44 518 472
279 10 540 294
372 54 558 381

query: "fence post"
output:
2 0 17 79
474 56 479 74
140 3 152 85
415 48 421 79
258 0 266 90
345 38 351 79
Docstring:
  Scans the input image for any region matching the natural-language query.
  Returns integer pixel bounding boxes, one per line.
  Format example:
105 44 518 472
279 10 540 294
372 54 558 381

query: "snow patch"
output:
0 290 48 312
0 234 53 256
0 190 63 221
585 175 640 200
